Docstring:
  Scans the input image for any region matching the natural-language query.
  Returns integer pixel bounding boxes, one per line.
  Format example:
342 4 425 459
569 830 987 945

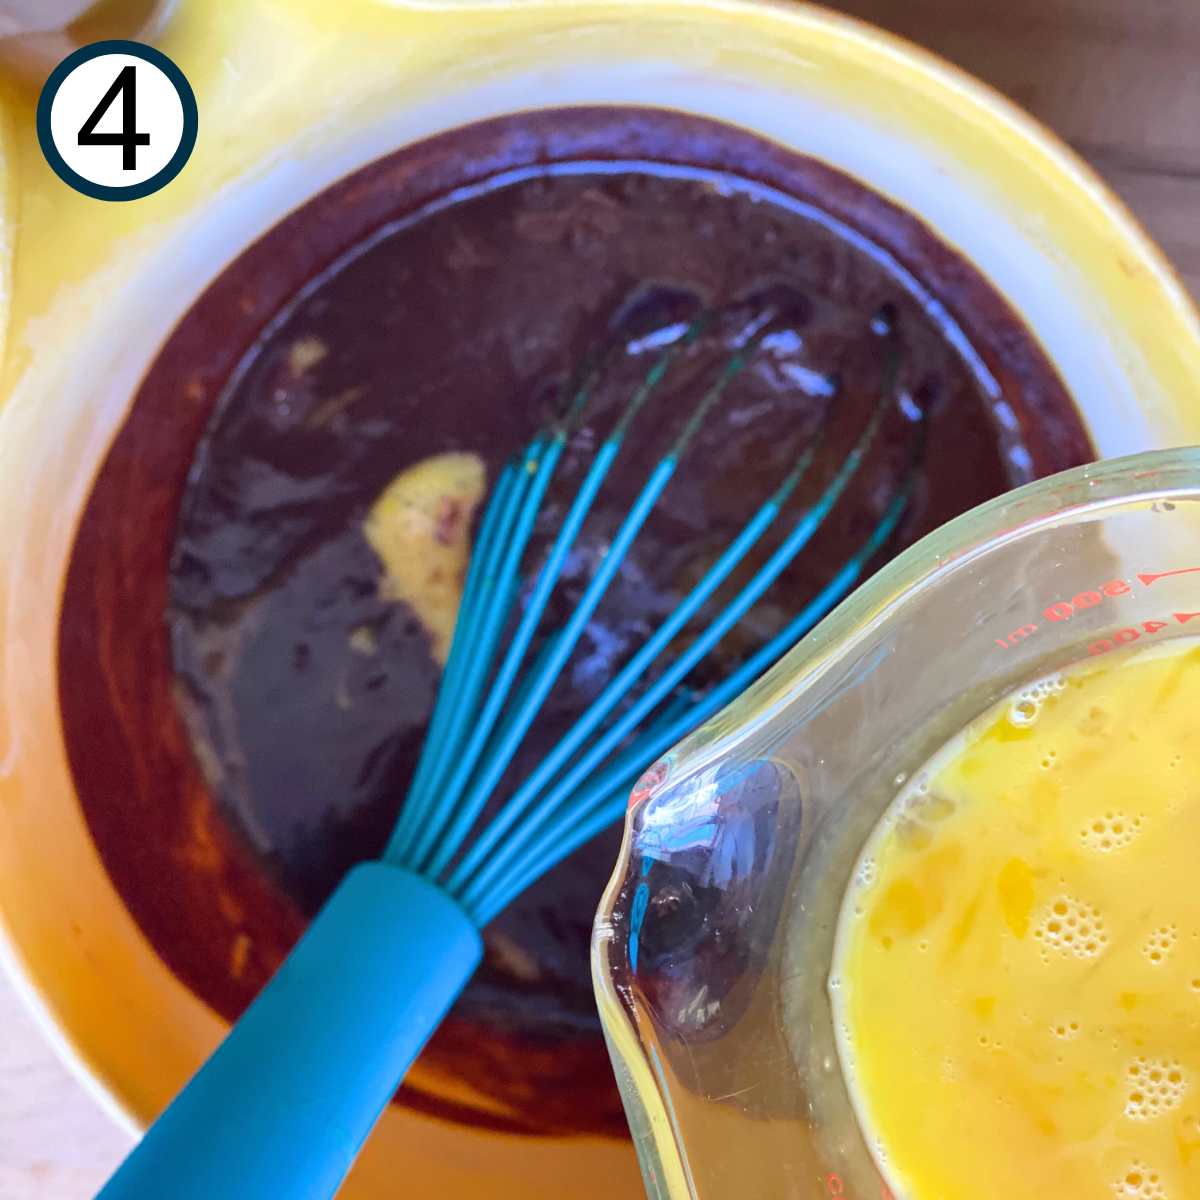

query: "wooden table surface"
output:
3 1 1197 1196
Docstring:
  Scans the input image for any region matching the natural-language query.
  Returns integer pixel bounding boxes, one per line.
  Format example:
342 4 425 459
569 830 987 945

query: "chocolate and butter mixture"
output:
67 108 1091 1137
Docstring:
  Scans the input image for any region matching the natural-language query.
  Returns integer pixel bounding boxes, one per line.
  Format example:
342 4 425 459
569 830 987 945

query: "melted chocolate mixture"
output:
69 109 1092 1137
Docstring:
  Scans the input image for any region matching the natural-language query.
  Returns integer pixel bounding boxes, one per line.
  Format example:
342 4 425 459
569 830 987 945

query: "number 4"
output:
78 65 150 171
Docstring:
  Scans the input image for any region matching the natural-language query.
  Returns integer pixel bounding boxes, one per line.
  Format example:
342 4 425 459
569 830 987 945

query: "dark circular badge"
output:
36 40 197 202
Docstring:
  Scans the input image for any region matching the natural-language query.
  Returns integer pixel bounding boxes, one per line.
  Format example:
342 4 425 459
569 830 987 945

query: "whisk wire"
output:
388 435 560 862
399 437 574 867
394 306 922 924
475 470 918 923
443 427 826 894
669 332 757 455
455 381 902 907
407 321 702 852
411 328 702 874
423 452 673 876
427 331 761 879
384 460 523 857
386 330 625 858
612 314 704 437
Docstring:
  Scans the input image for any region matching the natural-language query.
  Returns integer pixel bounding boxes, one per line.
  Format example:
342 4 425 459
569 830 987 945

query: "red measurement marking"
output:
1088 615 1196 657
1138 566 1200 586
995 623 1038 649
1043 580 1131 623
995 566 1200 654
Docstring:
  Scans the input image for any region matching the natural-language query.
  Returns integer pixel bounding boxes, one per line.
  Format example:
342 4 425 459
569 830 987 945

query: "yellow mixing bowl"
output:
1 1 1198 1196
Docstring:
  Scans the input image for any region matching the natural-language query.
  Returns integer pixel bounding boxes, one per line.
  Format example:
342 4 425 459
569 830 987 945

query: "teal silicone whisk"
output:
98 286 924 1200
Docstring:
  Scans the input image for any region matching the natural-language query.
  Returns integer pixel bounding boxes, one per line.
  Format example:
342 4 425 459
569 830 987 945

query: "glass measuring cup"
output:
592 445 1200 1200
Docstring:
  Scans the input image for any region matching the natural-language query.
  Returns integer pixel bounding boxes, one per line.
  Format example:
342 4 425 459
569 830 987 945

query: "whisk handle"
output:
97 863 481 1200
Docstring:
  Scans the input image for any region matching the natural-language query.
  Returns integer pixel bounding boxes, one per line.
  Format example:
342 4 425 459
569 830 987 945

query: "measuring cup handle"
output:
96 862 482 1200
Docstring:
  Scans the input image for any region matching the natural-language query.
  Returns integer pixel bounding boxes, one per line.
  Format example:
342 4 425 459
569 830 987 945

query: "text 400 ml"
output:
993 566 1200 651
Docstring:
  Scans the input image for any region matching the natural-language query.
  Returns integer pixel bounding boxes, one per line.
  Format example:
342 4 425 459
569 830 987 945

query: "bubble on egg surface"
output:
1140 925 1178 966
1113 1160 1168 1199
1124 1057 1187 1121
1032 896 1108 960
1005 674 1068 728
829 642 1200 1200
901 771 934 802
1080 811 1145 854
